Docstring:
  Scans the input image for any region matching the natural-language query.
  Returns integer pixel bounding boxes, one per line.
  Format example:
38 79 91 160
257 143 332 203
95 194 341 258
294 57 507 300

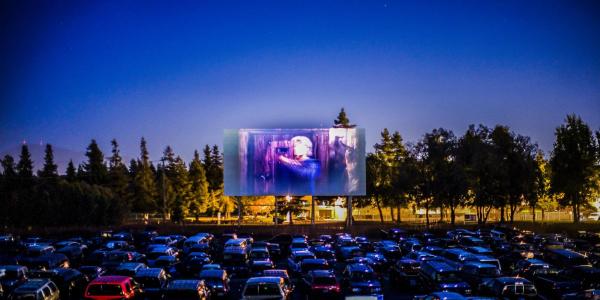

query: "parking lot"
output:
1 225 600 300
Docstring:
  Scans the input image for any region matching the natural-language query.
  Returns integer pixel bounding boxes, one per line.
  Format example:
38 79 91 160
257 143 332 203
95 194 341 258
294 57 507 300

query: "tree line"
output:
0 110 598 227
0 138 229 227
358 114 599 225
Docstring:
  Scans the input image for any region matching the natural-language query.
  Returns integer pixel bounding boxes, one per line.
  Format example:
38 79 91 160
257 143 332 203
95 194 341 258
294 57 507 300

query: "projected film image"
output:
224 128 366 196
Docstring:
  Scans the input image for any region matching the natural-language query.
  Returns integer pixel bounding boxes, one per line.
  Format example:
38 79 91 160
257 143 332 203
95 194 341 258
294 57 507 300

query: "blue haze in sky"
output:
1 0 599 162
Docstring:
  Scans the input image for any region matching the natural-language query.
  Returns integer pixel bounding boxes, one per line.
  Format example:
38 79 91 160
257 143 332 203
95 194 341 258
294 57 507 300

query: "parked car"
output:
531 268 582 299
9 278 60 300
418 260 471 295
341 263 383 297
84 275 141 300
479 277 537 299
389 258 421 288
241 277 290 300
301 270 340 299
199 269 230 298
134 268 169 300
163 279 210 300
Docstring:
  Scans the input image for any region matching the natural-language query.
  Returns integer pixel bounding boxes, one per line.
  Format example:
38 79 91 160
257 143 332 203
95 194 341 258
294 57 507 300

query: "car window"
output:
42 286 52 297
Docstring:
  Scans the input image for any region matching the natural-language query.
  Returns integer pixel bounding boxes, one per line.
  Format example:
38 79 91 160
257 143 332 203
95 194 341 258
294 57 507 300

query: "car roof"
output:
496 277 531 284
347 263 372 272
167 280 201 290
135 268 164 277
91 275 131 284
246 276 282 284
463 262 497 268
301 258 327 264
199 270 226 279
262 269 289 277
14 279 52 291
310 270 335 277
549 248 586 258
0 265 26 271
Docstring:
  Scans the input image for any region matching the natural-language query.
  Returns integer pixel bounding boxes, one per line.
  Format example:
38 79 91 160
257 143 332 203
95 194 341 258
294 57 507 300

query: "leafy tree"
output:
17 144 34 179
82 139 109 185
550 114 599 223
1 155 16 178
189 150 209 221
333 107 355 128
209 145 223 191
202 145 213 188
38 144 58 178
170 156 192 223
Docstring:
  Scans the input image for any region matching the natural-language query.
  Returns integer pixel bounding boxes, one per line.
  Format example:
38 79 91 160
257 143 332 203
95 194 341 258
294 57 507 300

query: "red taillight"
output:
312 284 340 292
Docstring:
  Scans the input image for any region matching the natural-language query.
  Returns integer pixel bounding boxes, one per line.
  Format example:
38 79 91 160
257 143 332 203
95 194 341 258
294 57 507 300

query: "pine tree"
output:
38 144 58 178
202 145 213 189
209 145 223 192
65 160 77 182
333 107 355 128
83 139 109 185
132 137 158 213
109 139 132 210
189 150 209 220
17 144 34 178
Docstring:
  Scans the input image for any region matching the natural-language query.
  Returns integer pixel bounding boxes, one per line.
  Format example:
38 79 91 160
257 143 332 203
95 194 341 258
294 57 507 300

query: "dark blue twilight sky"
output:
1 0 599 162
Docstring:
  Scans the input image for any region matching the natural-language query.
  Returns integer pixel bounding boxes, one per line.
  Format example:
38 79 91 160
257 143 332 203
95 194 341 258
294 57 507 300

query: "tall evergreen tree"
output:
202 145 213 189
333 107 355 128
189 150 209 220
209 145 223 192
83 139 109 185
17 144 34 178
132 137 158 213
65 160 77 182
109 139 132 211
550 114 599 223
38 144 58 178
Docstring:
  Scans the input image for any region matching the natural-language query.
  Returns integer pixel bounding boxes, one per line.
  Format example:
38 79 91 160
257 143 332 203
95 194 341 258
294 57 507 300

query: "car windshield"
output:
4 270 21 279
87 284 123 296
251 252 269 259
244 283 280 296
12 294 36 300
291 243 307 249
203 278 222 286
479 267 500 277
436 271 462 283
137 277 160 288
351 271 374 281
302 263 328 272
223 254 246 263
502 284 536 295
314 277 337 285
316 252 335 259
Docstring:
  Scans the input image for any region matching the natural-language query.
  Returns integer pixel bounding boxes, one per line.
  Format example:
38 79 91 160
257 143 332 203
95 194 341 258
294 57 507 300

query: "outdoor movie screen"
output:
224 128 366 196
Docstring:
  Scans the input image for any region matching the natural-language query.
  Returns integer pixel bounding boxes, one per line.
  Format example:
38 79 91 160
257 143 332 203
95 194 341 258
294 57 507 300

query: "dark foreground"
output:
1 224 600 300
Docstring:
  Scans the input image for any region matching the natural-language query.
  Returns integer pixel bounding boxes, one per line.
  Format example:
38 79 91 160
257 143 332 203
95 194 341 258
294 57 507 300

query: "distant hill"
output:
0 143 87 174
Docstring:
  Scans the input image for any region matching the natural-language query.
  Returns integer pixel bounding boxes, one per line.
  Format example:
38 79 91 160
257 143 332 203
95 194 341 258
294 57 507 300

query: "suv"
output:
341 263 383 297
9 279 60 300
84 275 140 300
419 260 471 295
460 262 501 292
242 277 290 300
0 265 28 294
389 258 421 288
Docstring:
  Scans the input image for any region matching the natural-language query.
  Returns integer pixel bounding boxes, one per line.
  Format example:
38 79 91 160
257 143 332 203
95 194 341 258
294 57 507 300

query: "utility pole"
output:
311 195 316 226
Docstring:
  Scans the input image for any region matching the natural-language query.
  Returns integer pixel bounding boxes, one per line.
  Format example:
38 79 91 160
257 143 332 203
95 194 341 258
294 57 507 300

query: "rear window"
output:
314 277 337 285
87 284 124 296
244 283 280 296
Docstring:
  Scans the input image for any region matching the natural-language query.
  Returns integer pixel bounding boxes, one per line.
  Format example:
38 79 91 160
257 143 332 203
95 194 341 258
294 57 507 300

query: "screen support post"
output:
311 195 315 226
346 196 353 228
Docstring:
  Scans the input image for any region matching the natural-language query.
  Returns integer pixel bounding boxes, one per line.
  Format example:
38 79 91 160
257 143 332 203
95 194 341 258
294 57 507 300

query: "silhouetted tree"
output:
38 144 58 178
65 160 77 182
17 144 34 179
83 139 109 185
189 150 209 221
550 114 599 223
132 137 158 213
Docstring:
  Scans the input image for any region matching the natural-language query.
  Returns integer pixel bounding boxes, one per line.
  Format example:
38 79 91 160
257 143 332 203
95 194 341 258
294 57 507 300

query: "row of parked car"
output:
1 226 599 300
